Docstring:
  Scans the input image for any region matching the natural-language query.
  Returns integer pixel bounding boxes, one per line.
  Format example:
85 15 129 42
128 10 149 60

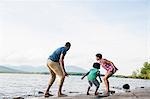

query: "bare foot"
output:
44 93 53 97
58 93 67 97
104 92 109 96
87 92 90 95
95 92 99 96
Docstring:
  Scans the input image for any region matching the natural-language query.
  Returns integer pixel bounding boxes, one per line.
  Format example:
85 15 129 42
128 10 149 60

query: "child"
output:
96 53 118 96
81 62 102 95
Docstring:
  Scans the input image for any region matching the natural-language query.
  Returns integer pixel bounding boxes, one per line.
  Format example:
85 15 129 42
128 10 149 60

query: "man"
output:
45 42 71 97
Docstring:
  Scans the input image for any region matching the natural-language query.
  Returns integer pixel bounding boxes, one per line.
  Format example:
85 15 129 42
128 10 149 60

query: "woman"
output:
96 53 118 95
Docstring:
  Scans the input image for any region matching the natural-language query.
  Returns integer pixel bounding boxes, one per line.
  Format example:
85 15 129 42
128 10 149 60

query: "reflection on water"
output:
0 73 150 98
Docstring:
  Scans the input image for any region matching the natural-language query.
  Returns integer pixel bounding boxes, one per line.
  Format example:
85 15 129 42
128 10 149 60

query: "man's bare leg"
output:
58 76 67 97
45 70 56 97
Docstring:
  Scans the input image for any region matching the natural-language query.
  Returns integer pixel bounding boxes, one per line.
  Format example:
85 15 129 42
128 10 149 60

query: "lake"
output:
0 73 150 98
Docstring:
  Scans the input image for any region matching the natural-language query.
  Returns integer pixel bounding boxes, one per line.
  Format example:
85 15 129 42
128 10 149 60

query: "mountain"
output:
8 65 49 73
0 65 23 73
66 66 87 73
0 65 87 73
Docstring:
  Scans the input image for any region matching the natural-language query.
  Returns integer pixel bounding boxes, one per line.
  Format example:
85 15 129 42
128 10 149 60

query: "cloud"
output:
0 0 148 75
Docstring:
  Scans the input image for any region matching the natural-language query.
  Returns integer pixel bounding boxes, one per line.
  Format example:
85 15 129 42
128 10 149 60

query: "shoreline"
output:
11 87 150 99
47 87 150 99
1 73 150 80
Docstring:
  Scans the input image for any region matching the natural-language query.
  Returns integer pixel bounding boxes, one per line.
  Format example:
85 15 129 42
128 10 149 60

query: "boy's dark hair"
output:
93 62 100 69
96 53 102 59
65 42 71 47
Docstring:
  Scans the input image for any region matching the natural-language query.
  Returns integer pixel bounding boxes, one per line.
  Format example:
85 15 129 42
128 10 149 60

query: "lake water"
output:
0 73 150 98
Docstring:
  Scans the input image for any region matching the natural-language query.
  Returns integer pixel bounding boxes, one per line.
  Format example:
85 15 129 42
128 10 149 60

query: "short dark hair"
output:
65 42 71 47
93 62 100 69
96 53 102 59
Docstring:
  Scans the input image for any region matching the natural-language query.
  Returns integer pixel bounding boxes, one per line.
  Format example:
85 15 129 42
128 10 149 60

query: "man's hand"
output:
65 72 68 77
63 71 68 77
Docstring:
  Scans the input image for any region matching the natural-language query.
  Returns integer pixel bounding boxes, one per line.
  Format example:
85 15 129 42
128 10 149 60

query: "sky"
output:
0 0 149 75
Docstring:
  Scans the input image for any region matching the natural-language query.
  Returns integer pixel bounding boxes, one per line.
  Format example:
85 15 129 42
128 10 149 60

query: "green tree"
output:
131 69 139 78
140 62 150 79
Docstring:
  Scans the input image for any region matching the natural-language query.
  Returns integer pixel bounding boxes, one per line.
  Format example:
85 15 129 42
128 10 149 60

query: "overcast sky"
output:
0 0 149 75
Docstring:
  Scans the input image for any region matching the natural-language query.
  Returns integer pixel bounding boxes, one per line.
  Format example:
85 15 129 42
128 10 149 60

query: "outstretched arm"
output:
81 72 90 80
97 71 102 83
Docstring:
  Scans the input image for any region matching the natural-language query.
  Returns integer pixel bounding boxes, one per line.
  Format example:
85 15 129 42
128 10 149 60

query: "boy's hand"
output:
100 80 102 83
81 72 89 80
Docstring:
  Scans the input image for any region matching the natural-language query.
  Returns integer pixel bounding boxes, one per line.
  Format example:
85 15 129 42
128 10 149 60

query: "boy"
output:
81 62 102 95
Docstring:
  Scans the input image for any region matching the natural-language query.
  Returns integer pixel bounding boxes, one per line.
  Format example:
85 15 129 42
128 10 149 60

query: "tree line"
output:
130 62 150 79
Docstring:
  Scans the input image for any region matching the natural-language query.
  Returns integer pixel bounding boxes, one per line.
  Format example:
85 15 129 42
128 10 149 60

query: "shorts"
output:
47 59 63 79
108 67 118 74
88 79 100 87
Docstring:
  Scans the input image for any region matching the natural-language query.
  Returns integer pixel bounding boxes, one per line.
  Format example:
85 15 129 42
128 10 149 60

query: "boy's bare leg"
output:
95 86 99 95
87 86 91 95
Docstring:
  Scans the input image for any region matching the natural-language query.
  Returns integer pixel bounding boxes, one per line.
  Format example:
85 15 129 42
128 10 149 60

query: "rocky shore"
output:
11 87 150 99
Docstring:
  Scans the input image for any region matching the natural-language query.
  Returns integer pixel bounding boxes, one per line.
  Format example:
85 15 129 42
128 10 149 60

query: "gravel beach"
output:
21 87 150 99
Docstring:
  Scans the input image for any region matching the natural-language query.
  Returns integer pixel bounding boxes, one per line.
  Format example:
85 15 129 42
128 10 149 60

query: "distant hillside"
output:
8 65 49 73
66 66 87 73
0 65 87 73
0 65 23 73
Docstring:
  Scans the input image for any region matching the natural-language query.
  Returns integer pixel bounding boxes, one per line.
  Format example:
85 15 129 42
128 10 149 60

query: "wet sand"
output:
22 87 150 99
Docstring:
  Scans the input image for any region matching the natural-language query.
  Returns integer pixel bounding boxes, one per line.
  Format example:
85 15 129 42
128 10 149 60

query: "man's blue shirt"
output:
48 47 67 62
